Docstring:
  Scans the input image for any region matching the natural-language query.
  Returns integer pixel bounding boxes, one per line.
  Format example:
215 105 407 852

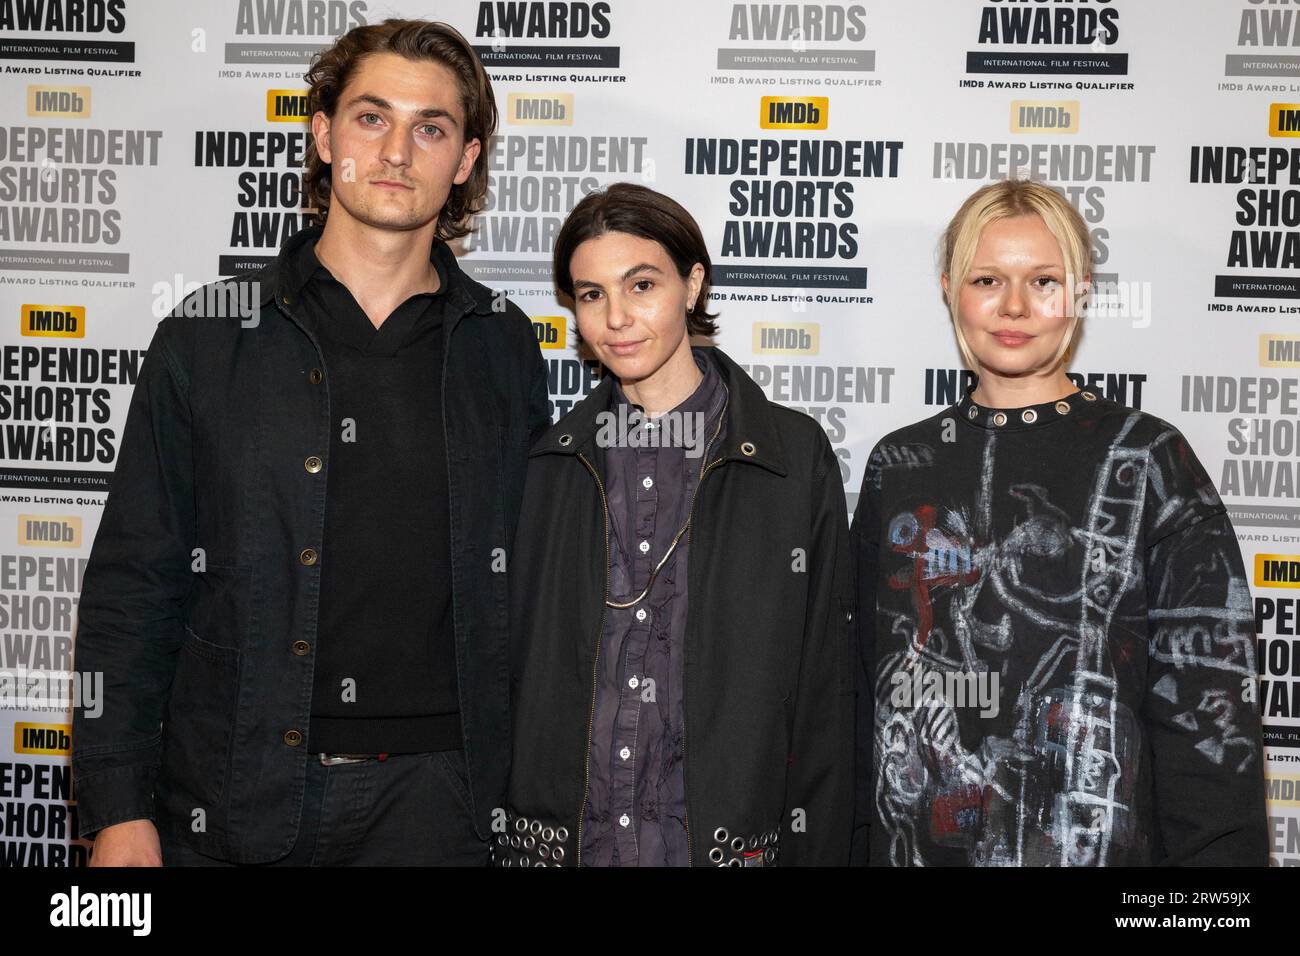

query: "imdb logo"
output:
507 93 573 126
18 515 81 548
1011 101 1078 134
266 89 310 122
532 316 567 349
760 96 827 130
752 322 819 355
15 723 71 756
1271 104 1300 138
1256 554 1300 588
1267 776 1300 807
1260 334 1300 367
26 85 90 119
21 304 84 339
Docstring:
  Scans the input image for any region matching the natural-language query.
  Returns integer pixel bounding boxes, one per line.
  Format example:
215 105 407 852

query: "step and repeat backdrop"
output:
0 0 1298 866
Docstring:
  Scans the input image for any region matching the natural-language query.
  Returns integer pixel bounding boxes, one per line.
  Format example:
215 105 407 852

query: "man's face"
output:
311 51 480 233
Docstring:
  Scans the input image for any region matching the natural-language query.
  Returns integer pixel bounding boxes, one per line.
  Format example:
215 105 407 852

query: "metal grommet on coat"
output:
1021 409 1037 424
740 441 756 457
538 845 550 860
523 836 535 851
552 846 565 862
308 367 323 384
731 836 745 852
727 859 741 867
556 827 569 843
1081 391 1097 401
530 820 542 836
514 817 528 833
542 827 555 842
992 412 1007 427
558 434 573 446
713 827 729 843
1055 400 1071 415
708 847 724 863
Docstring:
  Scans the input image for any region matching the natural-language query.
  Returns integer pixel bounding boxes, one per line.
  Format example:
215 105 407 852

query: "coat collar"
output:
531 345 788 477
250 222 496 323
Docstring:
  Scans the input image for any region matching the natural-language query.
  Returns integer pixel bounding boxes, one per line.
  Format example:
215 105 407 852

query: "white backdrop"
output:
0 0 1297 866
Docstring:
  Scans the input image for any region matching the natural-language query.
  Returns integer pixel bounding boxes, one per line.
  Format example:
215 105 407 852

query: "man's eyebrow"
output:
342 93 461 126
572 263 664 289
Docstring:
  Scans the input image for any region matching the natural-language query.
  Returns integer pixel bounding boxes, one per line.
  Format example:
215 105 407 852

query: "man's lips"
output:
371 179 413 189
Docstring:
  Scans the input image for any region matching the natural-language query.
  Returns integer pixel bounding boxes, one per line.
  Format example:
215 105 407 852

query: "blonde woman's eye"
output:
972 276 994 286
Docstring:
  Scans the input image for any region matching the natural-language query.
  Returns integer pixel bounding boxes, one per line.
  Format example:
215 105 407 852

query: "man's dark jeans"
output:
158 751 486 866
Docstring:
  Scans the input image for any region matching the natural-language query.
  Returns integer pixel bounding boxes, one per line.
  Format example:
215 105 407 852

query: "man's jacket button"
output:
308 368 323 384
283 729 303 746
304 456 323 474
299 548 318 566
291 640 311 656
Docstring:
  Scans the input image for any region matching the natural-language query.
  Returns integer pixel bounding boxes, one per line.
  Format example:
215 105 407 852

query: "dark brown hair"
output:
302 18 497 240
553 182 719 338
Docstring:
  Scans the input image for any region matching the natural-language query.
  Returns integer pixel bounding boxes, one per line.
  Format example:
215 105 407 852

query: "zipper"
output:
574 451 610 867
680 452 725 867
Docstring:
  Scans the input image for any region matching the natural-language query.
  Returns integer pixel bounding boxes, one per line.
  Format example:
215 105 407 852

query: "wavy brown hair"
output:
302 18 497 240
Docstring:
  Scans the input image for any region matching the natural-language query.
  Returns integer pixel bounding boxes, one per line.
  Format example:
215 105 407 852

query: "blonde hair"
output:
939 178 1093 372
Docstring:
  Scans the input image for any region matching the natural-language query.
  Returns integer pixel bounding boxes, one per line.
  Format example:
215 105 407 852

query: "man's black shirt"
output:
288 236 460 754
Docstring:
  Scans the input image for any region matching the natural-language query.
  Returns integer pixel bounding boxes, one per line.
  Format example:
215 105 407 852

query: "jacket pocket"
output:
158 625 240 809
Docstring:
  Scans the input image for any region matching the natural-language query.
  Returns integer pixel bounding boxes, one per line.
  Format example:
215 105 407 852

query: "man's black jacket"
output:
502 346 855 867
71 223 549 862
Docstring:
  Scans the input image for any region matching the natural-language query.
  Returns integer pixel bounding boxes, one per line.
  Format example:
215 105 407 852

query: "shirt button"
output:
635 608 647 622
619 814 631 828
308 368 323 384
638 540 650 554
628 676 639 689
619 746 631 760
304 456 322 474
299 548 318 566
642 476 653 490
291 640 310 656
283 729 303 747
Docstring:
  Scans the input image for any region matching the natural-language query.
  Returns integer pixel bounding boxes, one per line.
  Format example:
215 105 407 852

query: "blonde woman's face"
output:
947 213 1078 380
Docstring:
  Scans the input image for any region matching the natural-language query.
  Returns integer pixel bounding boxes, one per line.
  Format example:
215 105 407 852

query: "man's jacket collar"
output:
250 222 496 321
531 345 788 477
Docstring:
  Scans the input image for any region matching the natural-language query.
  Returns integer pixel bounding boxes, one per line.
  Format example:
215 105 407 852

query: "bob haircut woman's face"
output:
949 212 1081 383
567 230 703 386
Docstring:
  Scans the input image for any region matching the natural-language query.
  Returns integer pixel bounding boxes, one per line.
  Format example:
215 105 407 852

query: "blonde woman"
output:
850 178 1267 866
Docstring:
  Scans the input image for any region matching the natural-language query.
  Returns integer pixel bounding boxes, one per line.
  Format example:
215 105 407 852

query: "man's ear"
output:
454 137 481 186
311 111 332 164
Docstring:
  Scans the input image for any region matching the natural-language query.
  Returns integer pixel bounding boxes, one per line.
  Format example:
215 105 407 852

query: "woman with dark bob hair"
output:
498 182 855 867
851 178 1267 867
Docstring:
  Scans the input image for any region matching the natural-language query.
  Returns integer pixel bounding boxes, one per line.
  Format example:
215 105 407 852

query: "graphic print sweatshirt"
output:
850 385 1268 866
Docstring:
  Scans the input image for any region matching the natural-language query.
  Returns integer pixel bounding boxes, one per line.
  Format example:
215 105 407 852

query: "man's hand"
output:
89 819 163 867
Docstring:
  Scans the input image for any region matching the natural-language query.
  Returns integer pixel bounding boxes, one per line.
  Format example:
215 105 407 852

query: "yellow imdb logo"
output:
1260 334 1300 367
1271 103 1300 137
752 322 819 355
507 93 573 125
27 86 90 118
1267 776 1300 807
15 723 71 756
1011 100 1078 134
760 96 828 130
18 515 81 548
1255 554 1300 588
532 316 567 350
267 89 310 122
21 304 84 339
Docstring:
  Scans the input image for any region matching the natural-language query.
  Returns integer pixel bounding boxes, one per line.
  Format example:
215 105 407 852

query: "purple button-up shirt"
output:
580 348 728 866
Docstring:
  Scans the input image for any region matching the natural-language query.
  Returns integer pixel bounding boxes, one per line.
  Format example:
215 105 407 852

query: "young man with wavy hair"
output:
73 19 548 866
